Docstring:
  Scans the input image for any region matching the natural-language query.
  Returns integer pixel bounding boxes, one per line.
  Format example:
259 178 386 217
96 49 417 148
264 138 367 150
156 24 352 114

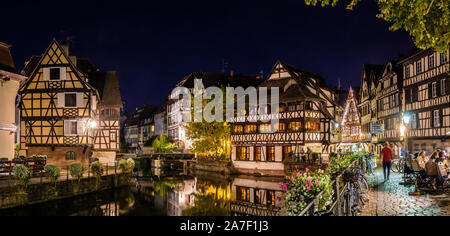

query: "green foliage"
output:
90 161 104 179
152 135 178 154
187 122 231 158
44 164 61 183
70 162 84 181
118 158 135 174
13 165 32 186
183 194 231 216
326 152 363 176
282 169 334 216
303 0 450 53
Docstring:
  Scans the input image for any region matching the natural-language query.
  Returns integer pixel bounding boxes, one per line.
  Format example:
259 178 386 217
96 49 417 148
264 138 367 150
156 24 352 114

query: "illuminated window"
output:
255 190 262 205
110 132 117 142
236 187 250 202
283 146 291 161
260 124 272 133
267 191 276 207
244 125 257 134
289 122 302 132
254 146 261 161
267 146 275 162
237 147 250 161
233 125 243 134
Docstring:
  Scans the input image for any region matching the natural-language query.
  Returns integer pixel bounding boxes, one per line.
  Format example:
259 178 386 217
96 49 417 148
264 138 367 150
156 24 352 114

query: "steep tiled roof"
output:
89 71 123 107
0 41 17 73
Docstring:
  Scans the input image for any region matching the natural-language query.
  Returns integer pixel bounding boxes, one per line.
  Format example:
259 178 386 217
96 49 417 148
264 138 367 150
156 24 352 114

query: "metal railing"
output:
298 156 364 216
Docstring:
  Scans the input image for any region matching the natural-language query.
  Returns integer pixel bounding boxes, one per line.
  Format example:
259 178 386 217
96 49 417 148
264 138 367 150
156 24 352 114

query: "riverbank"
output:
0 174 130 210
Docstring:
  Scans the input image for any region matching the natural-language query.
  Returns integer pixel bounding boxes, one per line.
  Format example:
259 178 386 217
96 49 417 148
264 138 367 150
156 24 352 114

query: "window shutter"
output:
428 84 433 99
60 67 67 80
446 79 450 95
57 93 65 108
76 93 84 107
43 68 50 81
64 120 70 135
77 120 84 135
437 81 441 97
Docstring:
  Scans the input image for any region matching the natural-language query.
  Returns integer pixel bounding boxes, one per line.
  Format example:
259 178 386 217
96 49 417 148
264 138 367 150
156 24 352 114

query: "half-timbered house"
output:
340 87 362 152
230 61 341 175
400 49 450 154
19 39 122 167
375 60 403 156
167 71 261 151
358 64 383 152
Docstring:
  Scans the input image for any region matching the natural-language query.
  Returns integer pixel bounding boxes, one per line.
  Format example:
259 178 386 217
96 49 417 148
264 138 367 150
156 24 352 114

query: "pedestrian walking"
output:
381 142 393 181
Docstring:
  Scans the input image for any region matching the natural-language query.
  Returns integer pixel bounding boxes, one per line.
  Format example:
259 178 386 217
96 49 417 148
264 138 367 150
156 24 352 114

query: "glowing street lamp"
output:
403 114 411 125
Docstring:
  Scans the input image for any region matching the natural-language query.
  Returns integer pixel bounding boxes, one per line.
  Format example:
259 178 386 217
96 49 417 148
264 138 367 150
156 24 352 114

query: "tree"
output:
152 135 178 153
187 121 231 159
186 86 232 159
304 0 450 53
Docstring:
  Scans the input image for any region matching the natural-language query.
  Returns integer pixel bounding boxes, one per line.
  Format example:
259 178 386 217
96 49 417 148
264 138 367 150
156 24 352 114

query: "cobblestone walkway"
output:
361 168 450 216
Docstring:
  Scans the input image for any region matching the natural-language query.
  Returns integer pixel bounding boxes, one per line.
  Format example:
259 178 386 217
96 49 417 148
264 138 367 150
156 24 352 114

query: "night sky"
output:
2 0 414 112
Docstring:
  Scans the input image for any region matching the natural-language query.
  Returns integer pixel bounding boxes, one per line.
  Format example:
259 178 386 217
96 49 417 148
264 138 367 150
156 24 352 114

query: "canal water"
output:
0 168 285 216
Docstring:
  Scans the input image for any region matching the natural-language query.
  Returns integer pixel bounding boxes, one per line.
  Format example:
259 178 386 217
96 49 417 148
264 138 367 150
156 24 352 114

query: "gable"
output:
268 62 292 80
20 40 90 92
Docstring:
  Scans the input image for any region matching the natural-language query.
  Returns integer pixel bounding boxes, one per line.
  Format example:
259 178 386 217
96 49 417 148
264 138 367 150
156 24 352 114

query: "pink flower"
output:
297 172 301 178
305 168 309 173
291 176 295 181
303 181 307 185
316 180 321 185
283 184 288 191
307 186 311 191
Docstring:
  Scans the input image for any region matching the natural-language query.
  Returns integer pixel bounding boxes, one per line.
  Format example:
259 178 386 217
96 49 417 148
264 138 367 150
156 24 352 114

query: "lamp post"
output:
401 114 411 158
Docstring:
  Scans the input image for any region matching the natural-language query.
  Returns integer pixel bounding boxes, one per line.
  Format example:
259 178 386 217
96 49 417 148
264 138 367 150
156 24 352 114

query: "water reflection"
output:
0 169 284 216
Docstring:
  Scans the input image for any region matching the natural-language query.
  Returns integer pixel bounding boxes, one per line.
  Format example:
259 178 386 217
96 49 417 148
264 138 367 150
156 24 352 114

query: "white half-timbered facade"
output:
401 49 450 154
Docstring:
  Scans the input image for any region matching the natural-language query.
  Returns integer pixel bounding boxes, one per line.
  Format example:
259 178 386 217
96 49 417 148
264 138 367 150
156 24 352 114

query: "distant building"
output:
358 64 384 153
122 105 158 148
340 87 362 152
374 60 403 157
154 106 167 136
19 39 123 167
400 49 449 154
0 40 27 159
167 70 262 151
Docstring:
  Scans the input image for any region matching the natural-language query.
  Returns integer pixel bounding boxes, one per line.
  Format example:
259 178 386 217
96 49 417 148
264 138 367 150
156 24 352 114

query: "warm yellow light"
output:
400 124 406 137
89 120 97 129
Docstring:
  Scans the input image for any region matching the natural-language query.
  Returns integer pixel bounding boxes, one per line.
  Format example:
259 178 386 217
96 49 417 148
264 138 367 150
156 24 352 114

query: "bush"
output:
90 161 104 178
44 164 61 183
13 165 32 186
119 158 135 174
70 162 84 181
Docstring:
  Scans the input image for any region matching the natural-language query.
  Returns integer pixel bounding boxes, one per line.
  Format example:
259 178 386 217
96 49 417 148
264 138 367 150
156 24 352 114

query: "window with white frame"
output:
417 60 422 74
405 65 410 79
432 82 437 98
64 120 79 136
429 54 435 69
43 67 66 81
434 110 440 127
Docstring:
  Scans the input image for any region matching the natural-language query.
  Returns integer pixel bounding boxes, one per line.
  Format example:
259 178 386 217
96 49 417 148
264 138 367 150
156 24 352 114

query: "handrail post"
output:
335 176 341 216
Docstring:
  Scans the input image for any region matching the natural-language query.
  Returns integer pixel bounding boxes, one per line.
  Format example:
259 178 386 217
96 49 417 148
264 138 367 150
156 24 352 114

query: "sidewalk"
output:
361 167 450 216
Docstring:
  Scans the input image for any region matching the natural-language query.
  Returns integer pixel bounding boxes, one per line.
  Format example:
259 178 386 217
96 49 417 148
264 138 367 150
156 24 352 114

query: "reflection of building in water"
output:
231 177 283 216
166 178 197 216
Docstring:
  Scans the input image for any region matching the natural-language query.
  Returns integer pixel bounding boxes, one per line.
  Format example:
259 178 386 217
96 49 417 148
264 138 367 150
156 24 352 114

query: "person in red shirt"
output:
381 142 393 181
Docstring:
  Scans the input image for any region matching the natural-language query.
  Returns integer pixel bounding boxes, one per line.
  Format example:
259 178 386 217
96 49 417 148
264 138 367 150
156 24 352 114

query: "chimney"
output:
230 70 234 78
